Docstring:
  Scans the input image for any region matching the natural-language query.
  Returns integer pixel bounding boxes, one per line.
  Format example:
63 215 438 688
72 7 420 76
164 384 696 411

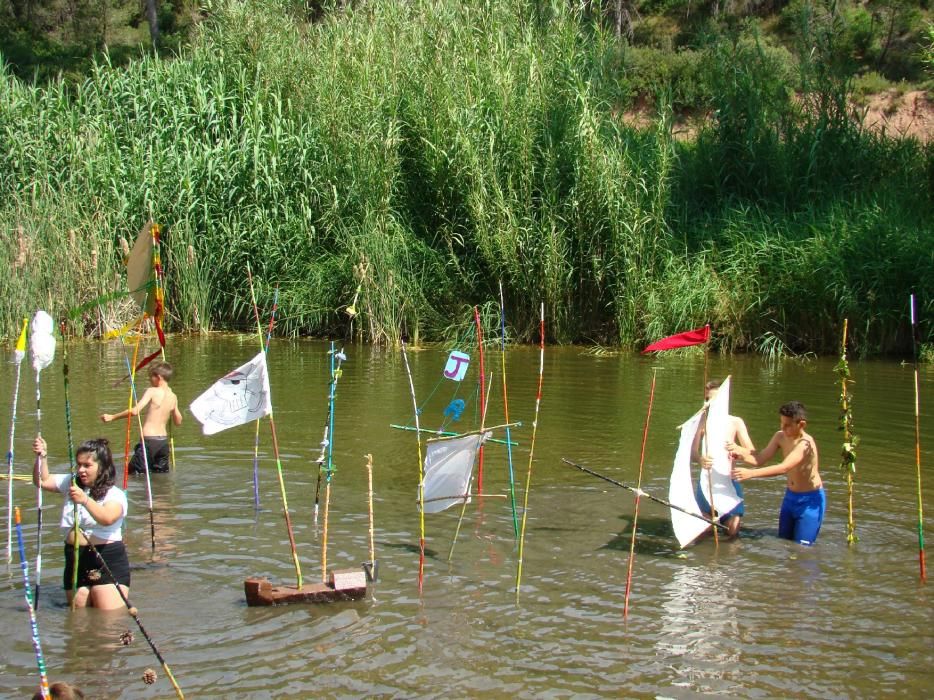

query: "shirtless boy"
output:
728 400 825 545
101 362 182 473
692 380 754 538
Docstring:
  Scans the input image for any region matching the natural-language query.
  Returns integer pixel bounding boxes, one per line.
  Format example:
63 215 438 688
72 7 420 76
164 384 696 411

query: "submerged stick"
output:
516 303 545 602
624 368 658 618
910 294 926 582
15 508 51 700
561 459 728 530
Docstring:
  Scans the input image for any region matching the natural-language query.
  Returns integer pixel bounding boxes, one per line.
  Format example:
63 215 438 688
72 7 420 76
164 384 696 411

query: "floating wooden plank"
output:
244 569 367 606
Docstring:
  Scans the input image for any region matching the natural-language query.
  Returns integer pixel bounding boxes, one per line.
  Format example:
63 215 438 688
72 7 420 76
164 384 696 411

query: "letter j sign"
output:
443 351 470 381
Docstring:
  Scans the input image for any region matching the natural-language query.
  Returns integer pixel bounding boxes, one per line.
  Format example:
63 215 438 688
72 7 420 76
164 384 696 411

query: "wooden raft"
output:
244 569 368 606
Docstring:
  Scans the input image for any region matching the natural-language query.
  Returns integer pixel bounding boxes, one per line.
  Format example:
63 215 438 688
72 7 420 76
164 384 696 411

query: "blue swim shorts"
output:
778 487 826 545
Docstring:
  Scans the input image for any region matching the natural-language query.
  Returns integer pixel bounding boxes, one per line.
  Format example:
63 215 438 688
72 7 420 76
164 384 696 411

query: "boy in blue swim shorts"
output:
727 401 825 545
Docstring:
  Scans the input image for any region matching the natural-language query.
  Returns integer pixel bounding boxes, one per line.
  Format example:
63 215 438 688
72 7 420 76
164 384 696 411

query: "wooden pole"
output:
401 337 426 592
365 454 376 581
252 286 279 509
623 368 658 618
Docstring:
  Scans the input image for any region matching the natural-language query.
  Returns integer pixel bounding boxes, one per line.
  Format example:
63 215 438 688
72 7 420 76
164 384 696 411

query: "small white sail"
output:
698 376 742 517
420 432 490 514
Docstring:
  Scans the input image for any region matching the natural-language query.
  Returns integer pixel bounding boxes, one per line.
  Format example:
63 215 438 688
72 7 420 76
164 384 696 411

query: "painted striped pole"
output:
14 507 50 700
910 294 926 582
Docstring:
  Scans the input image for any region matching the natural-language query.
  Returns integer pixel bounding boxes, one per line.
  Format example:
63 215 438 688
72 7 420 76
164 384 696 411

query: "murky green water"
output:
1 336 932 698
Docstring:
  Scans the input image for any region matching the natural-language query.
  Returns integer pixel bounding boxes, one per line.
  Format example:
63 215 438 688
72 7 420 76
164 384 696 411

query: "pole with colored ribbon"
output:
5 318 28 568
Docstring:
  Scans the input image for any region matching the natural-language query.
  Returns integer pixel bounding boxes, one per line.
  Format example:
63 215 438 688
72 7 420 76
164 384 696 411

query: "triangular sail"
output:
420 432 489 514
699 376 742 516
669 376 741 547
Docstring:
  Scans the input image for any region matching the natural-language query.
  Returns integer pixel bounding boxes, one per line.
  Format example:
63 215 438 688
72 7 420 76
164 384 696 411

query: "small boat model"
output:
244 568 368 606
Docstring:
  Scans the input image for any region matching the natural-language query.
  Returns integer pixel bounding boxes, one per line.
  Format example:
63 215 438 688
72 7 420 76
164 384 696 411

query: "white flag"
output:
190 352 272 435
420 432 489 514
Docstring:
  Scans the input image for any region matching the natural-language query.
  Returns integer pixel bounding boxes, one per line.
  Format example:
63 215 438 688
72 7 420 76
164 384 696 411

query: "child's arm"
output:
32 436 62 493
728 430 779 467
733 417 755 451
68 485 123 525
732 437 809 481
172 394 183 426
101 388 153 423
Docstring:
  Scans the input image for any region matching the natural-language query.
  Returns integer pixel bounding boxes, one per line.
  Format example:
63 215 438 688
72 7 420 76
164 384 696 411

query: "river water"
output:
1 336 931 698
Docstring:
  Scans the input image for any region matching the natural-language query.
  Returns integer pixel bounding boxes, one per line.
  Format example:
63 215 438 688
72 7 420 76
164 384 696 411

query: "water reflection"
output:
656 563 740 693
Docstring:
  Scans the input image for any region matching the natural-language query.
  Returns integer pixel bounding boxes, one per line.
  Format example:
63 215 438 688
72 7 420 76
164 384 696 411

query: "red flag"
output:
642 325 710 353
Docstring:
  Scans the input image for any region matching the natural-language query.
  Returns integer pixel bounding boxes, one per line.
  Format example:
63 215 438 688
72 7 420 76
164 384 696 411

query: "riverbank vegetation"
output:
1 0 932 355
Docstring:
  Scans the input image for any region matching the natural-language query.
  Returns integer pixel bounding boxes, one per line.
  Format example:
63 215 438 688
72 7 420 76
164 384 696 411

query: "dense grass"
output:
0 0 931 355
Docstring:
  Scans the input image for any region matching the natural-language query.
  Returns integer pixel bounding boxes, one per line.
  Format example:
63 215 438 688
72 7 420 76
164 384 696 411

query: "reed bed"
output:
1 0 931 355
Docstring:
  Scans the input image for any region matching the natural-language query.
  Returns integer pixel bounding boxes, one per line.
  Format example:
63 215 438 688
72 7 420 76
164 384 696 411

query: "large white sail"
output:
420 432 490 514
669 376 741 547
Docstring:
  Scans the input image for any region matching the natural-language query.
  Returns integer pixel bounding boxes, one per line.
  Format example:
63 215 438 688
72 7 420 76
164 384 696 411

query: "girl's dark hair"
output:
76 438 116 501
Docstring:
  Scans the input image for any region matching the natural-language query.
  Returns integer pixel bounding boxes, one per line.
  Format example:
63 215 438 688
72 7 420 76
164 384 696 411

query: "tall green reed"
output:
0 0 930 354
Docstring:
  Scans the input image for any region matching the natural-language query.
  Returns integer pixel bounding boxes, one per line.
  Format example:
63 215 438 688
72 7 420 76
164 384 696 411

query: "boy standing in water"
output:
728 401 825 545
101 361 182 473
692 380 754 538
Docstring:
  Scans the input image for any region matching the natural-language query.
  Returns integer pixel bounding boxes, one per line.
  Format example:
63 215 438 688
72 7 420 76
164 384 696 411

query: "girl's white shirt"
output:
53 473 127 542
